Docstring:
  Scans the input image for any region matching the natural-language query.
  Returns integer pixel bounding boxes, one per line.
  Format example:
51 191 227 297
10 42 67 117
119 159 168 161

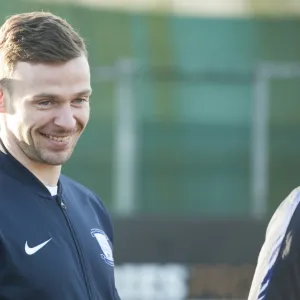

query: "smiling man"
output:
0 12 120 300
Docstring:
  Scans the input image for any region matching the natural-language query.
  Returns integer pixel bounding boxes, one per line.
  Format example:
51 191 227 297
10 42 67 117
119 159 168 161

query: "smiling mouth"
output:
41 133 71 142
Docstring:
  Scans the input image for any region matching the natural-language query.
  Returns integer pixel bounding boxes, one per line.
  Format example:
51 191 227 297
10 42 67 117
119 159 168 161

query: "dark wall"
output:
113 217 267 264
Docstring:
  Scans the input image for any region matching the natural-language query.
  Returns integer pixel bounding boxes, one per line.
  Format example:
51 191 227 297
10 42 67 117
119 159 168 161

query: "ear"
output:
0 88 5 113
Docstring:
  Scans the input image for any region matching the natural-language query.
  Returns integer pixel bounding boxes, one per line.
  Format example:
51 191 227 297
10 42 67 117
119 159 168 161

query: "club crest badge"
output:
91 229 114 266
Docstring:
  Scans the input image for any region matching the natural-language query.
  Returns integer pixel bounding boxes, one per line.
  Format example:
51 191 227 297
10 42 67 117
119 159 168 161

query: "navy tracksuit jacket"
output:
248 187 300 300
0 148 121 299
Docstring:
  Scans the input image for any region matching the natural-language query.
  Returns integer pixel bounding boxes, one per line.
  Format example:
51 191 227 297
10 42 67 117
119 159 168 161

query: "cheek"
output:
3 114 30 143
6 113 26 135
76 107 90 128
9 112 41 140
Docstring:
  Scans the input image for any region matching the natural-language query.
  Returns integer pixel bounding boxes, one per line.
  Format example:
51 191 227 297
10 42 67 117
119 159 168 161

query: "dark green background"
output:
2 1 300 218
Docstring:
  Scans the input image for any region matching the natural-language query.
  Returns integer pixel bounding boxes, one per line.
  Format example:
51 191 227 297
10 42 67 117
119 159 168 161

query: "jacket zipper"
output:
56 195 93 300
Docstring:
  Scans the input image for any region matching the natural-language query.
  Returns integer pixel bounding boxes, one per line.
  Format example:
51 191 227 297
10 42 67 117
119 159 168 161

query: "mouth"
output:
40 133 72 143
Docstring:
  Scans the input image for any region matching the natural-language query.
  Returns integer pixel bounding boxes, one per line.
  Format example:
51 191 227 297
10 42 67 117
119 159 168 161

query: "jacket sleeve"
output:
250 229 300 300
248 188 300 300
114 287 121 300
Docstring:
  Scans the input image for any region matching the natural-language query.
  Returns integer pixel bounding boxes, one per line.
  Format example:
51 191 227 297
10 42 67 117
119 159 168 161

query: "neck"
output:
0 135 61 186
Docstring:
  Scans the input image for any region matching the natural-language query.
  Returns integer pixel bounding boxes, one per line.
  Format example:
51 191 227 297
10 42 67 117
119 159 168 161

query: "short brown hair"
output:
0 11 87 77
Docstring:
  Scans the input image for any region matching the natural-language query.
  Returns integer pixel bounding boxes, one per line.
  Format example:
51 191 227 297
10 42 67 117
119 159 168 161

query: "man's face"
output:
2 55 91 166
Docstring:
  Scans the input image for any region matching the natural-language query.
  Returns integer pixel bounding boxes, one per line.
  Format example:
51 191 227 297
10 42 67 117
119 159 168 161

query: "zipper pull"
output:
56 196 67 209
61 200 67 210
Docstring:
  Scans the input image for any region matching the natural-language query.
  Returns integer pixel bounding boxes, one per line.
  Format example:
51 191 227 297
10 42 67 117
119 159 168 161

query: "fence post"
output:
113 59 137 216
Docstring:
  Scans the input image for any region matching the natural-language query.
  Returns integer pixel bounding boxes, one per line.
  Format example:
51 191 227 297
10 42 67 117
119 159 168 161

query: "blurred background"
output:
2 0 300 299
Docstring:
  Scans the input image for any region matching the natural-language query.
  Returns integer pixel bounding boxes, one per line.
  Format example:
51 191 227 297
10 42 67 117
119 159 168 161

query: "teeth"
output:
44 134 71 142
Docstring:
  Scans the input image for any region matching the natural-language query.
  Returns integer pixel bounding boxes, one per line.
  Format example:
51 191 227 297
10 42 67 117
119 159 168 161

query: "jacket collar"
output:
0 149 63 199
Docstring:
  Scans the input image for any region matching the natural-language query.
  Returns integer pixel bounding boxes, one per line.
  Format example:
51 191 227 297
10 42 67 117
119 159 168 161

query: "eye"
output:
72 98 89 104
37 100 53 107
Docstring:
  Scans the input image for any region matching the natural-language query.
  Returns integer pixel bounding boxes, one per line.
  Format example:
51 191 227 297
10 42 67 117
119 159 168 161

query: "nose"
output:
53 105 76 131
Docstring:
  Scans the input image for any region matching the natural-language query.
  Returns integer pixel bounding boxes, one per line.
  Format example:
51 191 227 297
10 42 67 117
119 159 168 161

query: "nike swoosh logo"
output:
25 238 52 255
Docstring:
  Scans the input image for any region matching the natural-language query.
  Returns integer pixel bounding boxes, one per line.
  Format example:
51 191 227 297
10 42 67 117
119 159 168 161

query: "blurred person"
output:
248 187 300 299
0 11 120 300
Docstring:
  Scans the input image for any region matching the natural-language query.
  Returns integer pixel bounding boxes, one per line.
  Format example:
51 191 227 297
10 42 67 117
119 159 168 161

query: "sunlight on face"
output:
3 55 91 166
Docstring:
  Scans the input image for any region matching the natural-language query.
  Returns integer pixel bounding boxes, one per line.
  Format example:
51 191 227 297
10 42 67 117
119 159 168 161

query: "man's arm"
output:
114 286 121 300
248 187 300 300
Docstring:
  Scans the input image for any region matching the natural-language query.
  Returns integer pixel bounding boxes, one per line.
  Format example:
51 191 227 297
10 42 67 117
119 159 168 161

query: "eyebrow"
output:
32 89 92 100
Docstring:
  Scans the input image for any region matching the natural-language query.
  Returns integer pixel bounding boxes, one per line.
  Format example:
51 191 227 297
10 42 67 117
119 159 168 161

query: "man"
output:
248 187 300 299
0 11 120 299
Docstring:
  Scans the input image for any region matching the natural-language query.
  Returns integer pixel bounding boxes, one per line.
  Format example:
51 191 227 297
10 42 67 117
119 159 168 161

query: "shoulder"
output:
60 174 97 199
266 186 300 239
59 174 110 213
248 187 300 299
59 174 115 241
